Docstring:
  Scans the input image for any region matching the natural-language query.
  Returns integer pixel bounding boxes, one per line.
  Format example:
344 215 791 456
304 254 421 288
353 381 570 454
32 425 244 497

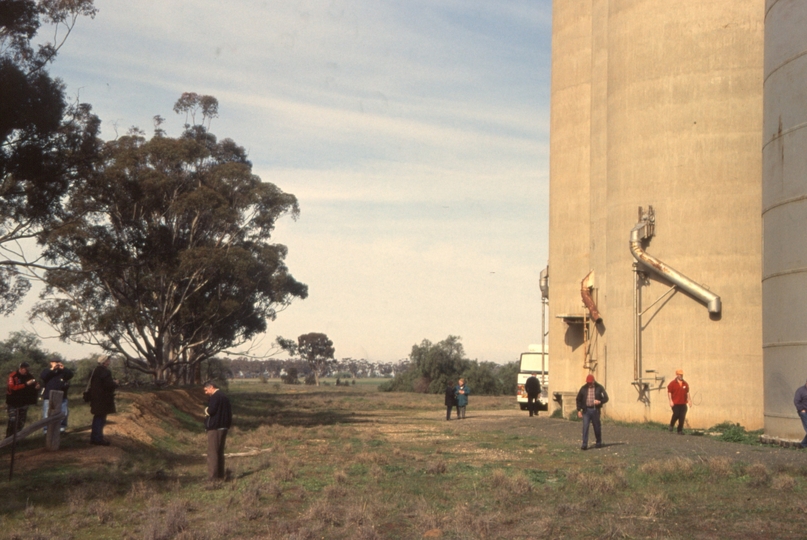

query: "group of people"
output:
5 357 75 439
444 378 470 420
573 369 692 450
4 355 117 445
5 356 232 481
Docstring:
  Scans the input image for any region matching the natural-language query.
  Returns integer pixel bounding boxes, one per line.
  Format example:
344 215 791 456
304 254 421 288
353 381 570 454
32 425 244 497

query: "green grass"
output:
1 384 805 539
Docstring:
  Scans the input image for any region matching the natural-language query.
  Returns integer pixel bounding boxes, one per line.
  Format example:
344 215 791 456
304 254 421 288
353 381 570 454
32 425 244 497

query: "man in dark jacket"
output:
6 362 40 437
41 356 74 434
204 381 232 480
444 380 458 420
525 373 542 417
89 355 117 446
576 374 609 450
794 380 807 449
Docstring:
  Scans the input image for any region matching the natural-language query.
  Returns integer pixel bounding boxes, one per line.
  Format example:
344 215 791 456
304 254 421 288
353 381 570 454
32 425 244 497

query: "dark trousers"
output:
527 394 539 416
445 405 455 420
91 414 107 442
5 406 28 438
582 407 601 447
670 404 688 432
207 429 228 480
799 411 807 448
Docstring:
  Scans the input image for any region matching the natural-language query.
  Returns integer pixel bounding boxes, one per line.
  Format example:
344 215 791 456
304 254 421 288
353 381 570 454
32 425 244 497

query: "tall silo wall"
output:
762 0 807 441
548 0 764 429
547 0 593 396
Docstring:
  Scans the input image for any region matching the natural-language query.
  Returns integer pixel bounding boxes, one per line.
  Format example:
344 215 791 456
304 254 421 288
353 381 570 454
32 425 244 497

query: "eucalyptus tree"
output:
282 332 335 386
0 0 100 313
33 97 308 384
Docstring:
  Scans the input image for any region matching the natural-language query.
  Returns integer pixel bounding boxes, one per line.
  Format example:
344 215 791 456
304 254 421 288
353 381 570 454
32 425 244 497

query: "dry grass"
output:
772 474 797 491
639 456 694 479
746 463 770 487
642 492 671 518
567 469 627 494
6 382 807 540
706 456 735 478
425 460 447 475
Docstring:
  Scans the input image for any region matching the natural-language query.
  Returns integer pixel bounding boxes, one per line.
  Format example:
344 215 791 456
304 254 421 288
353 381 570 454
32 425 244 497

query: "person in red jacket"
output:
6 362 40 437
667 369 692 434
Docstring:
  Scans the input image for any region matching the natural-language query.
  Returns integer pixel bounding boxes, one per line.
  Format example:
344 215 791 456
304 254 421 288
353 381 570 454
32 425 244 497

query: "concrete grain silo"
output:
762 0 807 441
548 0 765 428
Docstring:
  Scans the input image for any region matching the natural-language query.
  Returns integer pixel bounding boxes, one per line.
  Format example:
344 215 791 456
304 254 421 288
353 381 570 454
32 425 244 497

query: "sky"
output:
5 0 553 365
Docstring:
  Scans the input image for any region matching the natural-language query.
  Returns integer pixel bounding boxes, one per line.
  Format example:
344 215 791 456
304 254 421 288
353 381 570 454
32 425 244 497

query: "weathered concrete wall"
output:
547 0 593 397
762 0 807 440
548 0 764 429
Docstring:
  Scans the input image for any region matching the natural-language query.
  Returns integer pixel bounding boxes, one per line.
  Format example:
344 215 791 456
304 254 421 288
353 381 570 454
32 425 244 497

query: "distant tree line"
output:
378 336 519 396
226 356 406 382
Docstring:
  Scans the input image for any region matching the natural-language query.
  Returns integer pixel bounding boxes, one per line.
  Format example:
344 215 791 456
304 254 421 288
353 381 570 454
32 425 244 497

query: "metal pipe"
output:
629 224 721 314
540 265 548 382
634 264 640 381
580 271 602 323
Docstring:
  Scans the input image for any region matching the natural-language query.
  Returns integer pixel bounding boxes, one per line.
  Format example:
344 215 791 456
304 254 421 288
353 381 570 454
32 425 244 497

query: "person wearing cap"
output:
40 355 74 434
793 380 807 449
524 373 542 417
667 369 692 434
88 355 118 445
575 374 609 450
6 362 40 437
204 381 232 480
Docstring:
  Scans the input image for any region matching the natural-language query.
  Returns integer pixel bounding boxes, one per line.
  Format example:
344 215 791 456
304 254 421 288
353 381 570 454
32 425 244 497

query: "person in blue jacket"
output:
455 378 470 419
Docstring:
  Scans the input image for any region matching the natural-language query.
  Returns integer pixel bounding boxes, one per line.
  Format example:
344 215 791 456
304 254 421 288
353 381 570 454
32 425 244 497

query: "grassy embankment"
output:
1 379 806 539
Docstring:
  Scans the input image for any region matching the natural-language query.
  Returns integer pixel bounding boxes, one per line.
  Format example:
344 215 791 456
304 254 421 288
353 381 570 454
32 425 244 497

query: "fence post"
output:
44 391 63 451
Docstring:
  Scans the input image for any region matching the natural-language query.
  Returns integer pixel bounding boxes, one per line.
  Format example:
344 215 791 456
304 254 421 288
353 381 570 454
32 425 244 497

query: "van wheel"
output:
519 404 528 411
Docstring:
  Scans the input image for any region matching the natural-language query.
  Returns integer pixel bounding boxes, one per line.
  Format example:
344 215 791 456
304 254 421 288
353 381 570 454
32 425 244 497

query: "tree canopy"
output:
379 336 515 396
292 332 335 386
0 0 100 314
32 98 308 384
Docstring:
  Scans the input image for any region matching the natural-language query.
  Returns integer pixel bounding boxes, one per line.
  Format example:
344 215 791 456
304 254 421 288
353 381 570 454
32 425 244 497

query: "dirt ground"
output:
7 389 804 475
413 408 807 470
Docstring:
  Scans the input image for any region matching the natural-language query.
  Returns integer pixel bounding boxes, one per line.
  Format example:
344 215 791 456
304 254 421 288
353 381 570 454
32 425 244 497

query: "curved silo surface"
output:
602 0 763 427
762 0 807 440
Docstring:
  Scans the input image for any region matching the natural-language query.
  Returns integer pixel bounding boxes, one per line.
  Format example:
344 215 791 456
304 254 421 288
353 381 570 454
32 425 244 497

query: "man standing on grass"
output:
41 356 74 434
444 380 458 420
6 362 39 438
793 380 807 449
576 374 608 450
525 372 541 417
204 381 232 480
667 369 692 434
89 355 117 446
455 378 470 419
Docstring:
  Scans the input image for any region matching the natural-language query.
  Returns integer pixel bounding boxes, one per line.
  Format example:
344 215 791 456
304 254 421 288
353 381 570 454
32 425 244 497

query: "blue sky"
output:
7 0 552 364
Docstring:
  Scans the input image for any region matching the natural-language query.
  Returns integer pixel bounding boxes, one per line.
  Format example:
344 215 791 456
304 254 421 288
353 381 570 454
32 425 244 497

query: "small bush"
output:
706 422 762 444
639 457 694 481
334 470 348 484
426 461 447 475
772 474 797 492
706 457 735 478
642 493 670 517
746 463 770 487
